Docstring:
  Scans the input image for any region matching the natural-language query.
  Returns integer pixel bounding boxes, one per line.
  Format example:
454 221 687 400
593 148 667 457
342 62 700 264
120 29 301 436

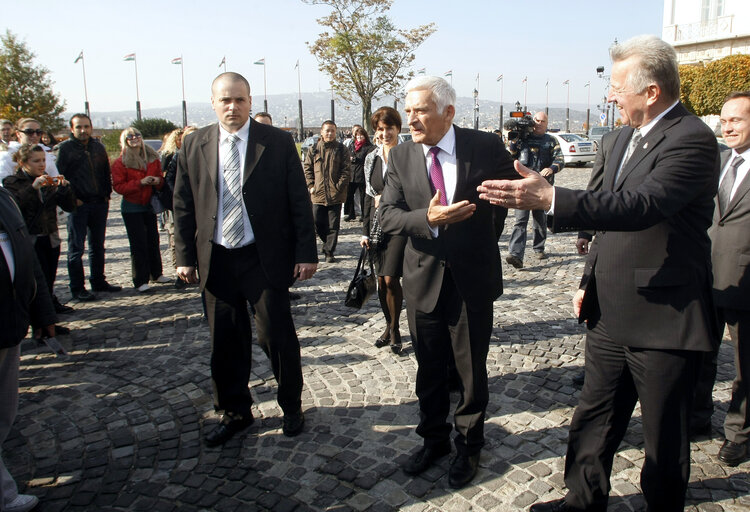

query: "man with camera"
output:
505 112 562 269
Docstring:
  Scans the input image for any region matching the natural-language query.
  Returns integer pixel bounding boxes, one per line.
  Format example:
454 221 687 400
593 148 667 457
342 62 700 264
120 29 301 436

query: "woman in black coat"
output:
3 144 76 314
361 107 406 354
344 125 375 221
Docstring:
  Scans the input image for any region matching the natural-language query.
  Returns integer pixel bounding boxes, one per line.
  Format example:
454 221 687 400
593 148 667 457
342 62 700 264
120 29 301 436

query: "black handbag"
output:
345 247 377 309
369 207 384 249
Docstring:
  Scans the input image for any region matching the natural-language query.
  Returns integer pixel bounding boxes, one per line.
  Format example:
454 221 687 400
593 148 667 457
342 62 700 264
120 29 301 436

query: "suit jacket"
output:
172 119 317 290
0 187 55 348
380 126 516 312
710 149 750 310
551 102 720 351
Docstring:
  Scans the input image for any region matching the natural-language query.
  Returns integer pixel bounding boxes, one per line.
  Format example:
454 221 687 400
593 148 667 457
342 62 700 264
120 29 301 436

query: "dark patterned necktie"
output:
221 134 243 247
718 155 745 214
615 128 642 183
428 146 447 205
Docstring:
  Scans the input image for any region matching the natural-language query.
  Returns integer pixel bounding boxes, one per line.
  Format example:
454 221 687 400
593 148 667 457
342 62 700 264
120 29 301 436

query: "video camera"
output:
503 106 535 142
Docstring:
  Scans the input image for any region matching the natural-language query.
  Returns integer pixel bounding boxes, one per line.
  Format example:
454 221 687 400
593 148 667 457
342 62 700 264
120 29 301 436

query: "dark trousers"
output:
312 203 342 256
33 234 60 296
508 208 547 259
67 201 109 292
344 182 365 219
122 211 163 287
407 269 492 456
718 308 750 444
203 243 303 417
563 320 700 512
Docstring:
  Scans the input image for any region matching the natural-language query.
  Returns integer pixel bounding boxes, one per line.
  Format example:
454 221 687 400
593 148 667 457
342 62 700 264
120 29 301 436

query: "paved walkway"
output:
6 166 749 511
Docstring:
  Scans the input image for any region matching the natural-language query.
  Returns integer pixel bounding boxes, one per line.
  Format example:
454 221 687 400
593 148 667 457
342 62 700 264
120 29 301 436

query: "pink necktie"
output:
429 146 447 206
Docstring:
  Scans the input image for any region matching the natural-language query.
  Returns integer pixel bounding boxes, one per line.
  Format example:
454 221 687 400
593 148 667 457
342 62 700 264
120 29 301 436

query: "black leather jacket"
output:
55 136 112 203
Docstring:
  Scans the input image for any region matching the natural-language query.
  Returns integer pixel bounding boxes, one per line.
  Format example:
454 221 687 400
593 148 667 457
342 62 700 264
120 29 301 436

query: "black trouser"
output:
33 234 60 296
344 182 365 219
204 243 303 417
122 211 163 287
312 203 342 256
407 269 492 456
718 308 750 444
563 320 700 512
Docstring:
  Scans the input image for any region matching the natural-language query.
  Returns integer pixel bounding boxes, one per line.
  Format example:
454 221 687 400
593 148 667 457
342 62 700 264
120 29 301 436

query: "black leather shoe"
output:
72 289 97 301
529 498 582 512
282 410 305 437
390 329 402 354
53 296 74 314
718 439 748 466
91 281 122 292
402 442 451 476
448 453 480 488
375 329 391 348
204 413 254 447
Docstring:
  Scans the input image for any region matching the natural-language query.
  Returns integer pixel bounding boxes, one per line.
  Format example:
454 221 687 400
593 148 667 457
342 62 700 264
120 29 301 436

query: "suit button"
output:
212 215 216 220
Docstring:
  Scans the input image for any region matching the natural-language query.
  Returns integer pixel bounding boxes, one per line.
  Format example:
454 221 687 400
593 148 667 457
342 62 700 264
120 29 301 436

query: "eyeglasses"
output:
19 129 43 136
126 134 142 140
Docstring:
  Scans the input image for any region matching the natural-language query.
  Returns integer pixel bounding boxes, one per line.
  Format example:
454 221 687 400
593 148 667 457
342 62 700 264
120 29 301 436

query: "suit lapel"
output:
199 125 220 191
606 128 631 190
244 119 265 184
722 149 750 218
453 126 471 201
410 143 434 203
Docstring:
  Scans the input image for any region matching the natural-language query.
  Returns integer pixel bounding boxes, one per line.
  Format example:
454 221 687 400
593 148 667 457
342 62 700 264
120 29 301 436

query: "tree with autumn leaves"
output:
0 31 66 131
680 54 750 116
304 0 435 131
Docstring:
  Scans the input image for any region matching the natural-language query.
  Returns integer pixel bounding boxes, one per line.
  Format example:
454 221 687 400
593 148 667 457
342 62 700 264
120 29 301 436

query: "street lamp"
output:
596 65 612 129
473 89 479 130
497 74 503 130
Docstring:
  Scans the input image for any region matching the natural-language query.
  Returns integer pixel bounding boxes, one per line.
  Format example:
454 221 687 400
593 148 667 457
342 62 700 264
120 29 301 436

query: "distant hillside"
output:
74 92 609 133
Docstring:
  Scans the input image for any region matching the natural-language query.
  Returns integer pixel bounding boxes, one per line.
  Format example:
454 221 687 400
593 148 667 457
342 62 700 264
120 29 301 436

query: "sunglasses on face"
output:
20 129 44 136
126 134 142 140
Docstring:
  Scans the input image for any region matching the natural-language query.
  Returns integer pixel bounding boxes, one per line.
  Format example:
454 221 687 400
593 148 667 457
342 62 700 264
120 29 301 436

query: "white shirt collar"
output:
731 146 750 161
638 100 679 138
421 125 456 157
219 118 250 144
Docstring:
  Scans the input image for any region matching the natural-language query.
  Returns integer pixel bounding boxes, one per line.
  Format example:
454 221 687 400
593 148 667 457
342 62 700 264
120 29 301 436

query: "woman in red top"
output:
111 128 168 292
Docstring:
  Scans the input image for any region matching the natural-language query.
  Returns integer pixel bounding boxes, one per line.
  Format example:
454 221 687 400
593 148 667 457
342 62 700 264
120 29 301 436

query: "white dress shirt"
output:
719 146 750 202
214 119 255 248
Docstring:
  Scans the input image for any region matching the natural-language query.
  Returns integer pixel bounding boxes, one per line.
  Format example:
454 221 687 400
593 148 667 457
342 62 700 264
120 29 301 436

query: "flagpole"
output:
134 54 141 121
523 76 528 112
564 80 571 132
77 51 90 117
180 56 187 126
497 75 503 131
263 58 268 112
296 60 304 140
545 80 550 117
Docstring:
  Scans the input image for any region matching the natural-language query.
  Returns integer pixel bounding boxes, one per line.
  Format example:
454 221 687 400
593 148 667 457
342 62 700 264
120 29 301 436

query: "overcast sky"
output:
2 0 663 112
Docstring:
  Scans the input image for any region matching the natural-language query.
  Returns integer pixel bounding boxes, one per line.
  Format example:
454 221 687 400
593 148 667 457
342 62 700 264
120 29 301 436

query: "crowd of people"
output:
0 33 749 512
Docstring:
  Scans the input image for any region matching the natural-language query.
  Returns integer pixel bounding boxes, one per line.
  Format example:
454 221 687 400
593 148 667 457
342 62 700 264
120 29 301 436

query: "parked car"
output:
551 132 597 167
398 133 412 144
588 126 612 150
300 135 320 159
144 139 163 152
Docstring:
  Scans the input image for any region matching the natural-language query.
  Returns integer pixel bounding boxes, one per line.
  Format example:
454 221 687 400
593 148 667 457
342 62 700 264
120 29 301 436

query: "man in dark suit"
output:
0 187 57 512
173 72 318 446
706 91 750 466
479 35 720 511
379 75 516 488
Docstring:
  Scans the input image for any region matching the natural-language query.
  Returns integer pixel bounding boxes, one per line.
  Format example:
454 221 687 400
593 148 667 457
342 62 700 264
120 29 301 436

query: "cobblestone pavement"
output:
6 165 749 512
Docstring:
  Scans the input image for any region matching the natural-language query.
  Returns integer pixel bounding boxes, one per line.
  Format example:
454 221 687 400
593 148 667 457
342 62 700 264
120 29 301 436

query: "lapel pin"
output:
643 142 648 149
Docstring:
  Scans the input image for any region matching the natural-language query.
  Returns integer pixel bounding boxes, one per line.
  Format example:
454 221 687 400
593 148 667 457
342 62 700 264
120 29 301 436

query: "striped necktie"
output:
428 146 447 205
221 134 244 247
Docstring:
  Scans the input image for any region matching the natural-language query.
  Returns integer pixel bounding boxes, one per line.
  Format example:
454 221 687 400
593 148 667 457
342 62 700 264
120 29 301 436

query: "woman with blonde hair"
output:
111 127 169 292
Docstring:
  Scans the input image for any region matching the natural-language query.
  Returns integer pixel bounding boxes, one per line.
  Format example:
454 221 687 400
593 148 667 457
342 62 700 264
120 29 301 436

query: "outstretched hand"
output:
426 190 476 228
477 160 554 211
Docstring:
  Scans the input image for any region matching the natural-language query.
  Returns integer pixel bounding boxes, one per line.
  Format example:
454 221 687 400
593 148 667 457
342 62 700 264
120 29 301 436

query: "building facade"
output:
662 0 750 64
